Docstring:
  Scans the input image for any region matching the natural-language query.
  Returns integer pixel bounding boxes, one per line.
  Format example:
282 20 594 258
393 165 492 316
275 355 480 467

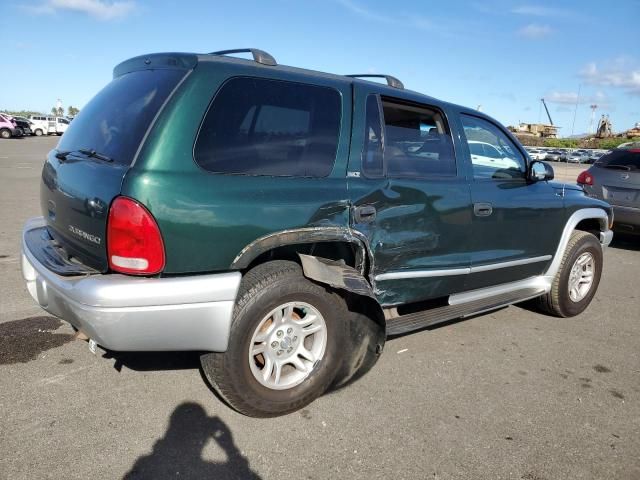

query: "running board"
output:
385 287 544 336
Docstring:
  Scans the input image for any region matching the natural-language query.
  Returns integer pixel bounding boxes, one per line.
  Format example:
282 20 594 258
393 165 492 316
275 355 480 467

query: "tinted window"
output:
461 115 526 180
57 69 185 165
381 100 456 177
595 150 640 170
362 95 384 177
194 77 341 177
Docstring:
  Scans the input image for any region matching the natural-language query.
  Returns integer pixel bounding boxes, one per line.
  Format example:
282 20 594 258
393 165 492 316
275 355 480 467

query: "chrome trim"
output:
469 255 552 273
375 255 552 281
449 276 550 305
375 267 470 281
22 217 241 352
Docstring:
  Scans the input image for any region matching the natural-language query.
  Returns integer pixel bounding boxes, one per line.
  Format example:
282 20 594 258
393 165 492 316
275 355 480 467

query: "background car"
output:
545 150 564 162
578 148 640 233
12 117 32 136
567 151 589 163
0 113 20 139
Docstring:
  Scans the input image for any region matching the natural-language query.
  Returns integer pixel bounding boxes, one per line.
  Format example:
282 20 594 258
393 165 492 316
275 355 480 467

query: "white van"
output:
29 116 70 136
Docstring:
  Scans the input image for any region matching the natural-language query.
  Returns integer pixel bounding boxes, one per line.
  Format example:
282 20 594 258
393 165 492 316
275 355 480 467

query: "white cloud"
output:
28 0 135 20
545 91 612 108
511 5 570 17
335 0 434 31
580 60 640 95
517 23 552 38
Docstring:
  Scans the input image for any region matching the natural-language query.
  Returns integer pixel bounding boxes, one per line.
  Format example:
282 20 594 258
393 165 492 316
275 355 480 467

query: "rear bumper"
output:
612 205 640 231
22 217 241 352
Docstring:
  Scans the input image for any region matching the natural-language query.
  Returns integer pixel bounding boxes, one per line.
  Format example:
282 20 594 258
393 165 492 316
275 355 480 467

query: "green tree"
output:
67 106 79 117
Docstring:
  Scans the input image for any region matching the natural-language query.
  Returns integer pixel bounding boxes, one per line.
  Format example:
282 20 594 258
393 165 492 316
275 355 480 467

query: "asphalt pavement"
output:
0 136 638 479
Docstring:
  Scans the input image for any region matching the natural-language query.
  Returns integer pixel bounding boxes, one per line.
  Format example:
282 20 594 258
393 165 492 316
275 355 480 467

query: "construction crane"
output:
540 98 554 125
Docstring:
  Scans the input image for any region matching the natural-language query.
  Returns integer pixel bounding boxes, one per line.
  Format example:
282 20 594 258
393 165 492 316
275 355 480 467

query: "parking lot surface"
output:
1 137 639 479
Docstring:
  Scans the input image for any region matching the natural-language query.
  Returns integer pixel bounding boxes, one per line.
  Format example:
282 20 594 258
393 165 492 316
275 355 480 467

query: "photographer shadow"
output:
124 402 261 480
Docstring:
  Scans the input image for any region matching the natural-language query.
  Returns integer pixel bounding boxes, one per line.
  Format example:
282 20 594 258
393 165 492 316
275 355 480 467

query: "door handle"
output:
473 202 493 217
354 205 377 224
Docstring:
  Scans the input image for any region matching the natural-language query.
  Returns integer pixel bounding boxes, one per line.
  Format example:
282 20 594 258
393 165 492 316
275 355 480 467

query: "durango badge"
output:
68 225 102 245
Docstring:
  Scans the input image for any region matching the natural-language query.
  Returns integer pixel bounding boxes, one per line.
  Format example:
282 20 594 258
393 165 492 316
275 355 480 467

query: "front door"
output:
456 112 565 291
347 85 473 306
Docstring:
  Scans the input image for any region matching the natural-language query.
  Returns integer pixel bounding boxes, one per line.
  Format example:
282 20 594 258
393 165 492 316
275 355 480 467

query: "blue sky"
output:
1 0 638 136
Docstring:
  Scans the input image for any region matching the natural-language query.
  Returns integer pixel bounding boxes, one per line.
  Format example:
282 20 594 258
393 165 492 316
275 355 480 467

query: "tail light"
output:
107 196 165 275
577 171 594 186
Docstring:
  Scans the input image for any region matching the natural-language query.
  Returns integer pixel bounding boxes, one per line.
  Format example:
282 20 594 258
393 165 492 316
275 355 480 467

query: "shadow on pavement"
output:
123 402 261 480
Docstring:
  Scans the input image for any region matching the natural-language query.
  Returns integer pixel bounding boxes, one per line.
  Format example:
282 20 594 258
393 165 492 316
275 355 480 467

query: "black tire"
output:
0 129 11 139
201 260 348 417
537 231 602 317
34 129 43 137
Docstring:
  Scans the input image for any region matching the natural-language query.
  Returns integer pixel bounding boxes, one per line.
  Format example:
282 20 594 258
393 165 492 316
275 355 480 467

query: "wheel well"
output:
574 218 602 238
244 242 385 330
245 241 358 273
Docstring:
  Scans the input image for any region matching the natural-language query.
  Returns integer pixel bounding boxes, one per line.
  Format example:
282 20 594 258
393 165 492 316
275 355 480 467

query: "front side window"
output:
381 100 456 177
461 114 526 180
194 77 341 177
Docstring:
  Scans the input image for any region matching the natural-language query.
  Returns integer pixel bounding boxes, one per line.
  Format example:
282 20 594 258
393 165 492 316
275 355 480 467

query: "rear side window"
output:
595 150 640 170
57 69 186 166
194 77 341 177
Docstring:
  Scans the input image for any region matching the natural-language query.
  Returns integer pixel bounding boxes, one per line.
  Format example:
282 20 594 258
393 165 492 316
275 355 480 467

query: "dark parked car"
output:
578 148 640 233
12 117 32 136
22 49 613 417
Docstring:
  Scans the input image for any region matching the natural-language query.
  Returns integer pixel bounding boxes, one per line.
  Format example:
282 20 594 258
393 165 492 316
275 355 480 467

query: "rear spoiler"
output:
113 53 198 78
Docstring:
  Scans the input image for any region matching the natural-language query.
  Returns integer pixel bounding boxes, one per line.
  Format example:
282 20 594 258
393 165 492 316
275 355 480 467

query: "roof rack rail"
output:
346 74 404 89
208 48 277 66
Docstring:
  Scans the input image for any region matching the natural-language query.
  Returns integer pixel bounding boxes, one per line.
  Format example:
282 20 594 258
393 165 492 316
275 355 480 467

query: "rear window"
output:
595 150 640 170
57 69 185 166
194 77 341 177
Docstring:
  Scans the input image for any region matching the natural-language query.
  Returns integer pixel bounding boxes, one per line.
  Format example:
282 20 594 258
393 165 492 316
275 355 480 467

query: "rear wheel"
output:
201 260 347 417
0 129 11 139
537 231 602 317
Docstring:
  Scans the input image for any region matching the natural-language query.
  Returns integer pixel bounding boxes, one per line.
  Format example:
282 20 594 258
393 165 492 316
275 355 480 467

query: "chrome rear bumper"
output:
22 217 241 352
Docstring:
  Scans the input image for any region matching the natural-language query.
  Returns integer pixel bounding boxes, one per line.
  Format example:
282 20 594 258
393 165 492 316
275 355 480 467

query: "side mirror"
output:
528 160 554 182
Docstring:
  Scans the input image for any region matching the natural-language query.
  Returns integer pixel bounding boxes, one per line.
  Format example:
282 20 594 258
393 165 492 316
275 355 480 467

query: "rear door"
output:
455 112 564 291
347 84 472 306
41 65 189 271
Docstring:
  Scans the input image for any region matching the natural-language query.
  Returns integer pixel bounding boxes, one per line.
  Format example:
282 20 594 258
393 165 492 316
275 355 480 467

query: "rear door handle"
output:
473 202 493 217
354 205 377 224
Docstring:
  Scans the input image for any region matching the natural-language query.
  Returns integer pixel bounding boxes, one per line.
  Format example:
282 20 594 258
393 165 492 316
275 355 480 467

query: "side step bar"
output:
386 287 544 336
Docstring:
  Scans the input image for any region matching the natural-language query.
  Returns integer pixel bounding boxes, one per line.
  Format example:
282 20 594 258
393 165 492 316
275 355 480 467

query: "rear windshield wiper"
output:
55 148 114 163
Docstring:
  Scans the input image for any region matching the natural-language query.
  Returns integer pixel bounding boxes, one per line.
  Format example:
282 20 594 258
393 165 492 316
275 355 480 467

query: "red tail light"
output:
577 171 594 186
107 197 165 275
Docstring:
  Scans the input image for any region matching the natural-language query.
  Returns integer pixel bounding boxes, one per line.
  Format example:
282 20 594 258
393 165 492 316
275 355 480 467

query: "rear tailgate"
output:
593 150 640 209
39 55 194 271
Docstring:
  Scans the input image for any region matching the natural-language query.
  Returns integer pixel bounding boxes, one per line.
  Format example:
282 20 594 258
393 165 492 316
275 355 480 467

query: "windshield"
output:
595 150 640 170
57 69 185 165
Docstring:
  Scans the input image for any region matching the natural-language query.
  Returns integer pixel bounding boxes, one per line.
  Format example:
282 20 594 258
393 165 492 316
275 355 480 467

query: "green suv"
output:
22 49 613 417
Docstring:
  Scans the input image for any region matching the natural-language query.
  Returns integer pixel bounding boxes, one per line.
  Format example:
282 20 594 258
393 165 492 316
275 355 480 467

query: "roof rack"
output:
346 74 404 89
208 48 277 66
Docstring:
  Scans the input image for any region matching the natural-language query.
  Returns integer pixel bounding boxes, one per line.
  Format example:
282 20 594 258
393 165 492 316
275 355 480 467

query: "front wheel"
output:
34 129 43 136
0 129 11 139
537 231 603 317
201 260 347 417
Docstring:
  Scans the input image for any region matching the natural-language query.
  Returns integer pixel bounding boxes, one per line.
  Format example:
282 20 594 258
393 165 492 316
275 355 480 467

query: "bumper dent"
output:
22 217 241 352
